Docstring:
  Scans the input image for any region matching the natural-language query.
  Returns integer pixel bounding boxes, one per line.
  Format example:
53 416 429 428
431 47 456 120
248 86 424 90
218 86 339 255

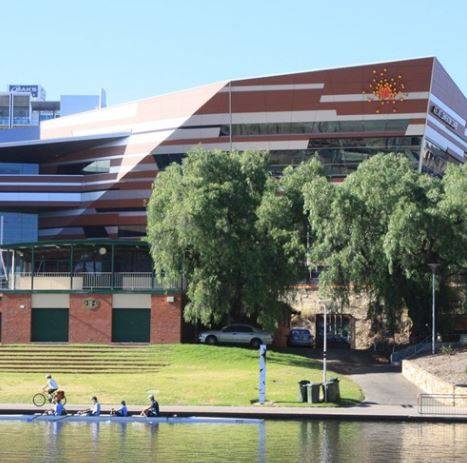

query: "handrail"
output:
390 336 432 364
418 393 467 416
7 271 180 291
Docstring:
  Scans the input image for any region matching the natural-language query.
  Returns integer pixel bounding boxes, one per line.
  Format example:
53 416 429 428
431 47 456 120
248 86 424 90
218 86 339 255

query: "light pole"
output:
428 263 440 355
322 304 327 401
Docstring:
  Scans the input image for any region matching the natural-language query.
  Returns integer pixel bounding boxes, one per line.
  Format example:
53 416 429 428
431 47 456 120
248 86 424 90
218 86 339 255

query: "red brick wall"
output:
1 294 32 344
151 294 182 343
69 294 112 343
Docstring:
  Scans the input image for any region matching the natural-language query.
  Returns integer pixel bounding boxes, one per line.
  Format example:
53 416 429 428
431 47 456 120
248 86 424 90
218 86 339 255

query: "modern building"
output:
0 85 107 247
0 57 464 345
0 84 106 131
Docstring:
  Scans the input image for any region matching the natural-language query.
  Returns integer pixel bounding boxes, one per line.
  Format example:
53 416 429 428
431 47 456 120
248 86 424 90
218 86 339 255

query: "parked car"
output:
287 328 314 347
198 324 273 348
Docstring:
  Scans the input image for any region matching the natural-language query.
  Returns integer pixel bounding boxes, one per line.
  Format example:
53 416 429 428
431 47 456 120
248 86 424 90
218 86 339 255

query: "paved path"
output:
0 403 464 423
297 347 422 405
350 365 422 406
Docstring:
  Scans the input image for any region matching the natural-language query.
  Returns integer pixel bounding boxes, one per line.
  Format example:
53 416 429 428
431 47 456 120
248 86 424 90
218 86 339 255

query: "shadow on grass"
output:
267 398 366 408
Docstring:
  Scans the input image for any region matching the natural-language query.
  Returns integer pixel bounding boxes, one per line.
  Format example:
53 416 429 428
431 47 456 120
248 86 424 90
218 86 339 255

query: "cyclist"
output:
43 374 59 402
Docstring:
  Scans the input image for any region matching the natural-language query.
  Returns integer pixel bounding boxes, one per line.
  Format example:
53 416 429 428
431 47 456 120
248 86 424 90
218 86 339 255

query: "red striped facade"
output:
0 57 464 241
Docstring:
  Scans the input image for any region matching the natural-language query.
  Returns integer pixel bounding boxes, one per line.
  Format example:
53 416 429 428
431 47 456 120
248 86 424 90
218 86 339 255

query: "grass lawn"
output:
0 344 363 407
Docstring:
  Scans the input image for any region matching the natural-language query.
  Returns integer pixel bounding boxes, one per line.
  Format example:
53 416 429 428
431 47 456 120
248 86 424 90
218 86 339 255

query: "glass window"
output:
57 160 110 175
220 120 411 137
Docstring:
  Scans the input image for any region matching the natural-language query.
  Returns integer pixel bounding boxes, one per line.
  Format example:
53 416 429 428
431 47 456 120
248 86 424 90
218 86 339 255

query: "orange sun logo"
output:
363 68 407 113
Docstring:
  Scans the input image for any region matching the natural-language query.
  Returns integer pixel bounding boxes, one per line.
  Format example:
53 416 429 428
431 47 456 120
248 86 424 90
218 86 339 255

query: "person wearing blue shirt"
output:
44 399 66 416
54 400 66 416
111 400 128 417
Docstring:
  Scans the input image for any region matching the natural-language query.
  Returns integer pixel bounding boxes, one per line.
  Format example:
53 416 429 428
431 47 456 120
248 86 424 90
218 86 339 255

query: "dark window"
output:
220 120 411 137
83 226 108 238
118 225 146 238
223 326 237 332
235 325 254 333
268 136 422 178
57 159 110 175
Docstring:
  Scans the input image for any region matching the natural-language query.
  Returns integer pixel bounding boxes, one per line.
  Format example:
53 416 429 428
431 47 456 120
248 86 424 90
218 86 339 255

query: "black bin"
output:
307 383 322 403
298 380 310 402
324 378 340 402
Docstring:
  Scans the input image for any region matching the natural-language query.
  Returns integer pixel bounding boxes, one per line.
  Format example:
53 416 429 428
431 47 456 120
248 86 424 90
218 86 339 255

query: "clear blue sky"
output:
2 0 466 105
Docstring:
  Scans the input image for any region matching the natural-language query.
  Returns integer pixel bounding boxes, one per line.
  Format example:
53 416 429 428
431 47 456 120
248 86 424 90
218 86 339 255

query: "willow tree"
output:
303 154 467 337
146 148 308 328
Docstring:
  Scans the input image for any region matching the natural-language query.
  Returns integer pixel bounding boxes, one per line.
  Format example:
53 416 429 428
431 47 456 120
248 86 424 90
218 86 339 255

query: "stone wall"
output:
288 287 411 350
402 359 467 396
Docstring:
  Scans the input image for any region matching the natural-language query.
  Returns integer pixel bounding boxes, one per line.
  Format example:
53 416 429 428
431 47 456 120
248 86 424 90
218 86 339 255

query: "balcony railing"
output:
4 272 180 292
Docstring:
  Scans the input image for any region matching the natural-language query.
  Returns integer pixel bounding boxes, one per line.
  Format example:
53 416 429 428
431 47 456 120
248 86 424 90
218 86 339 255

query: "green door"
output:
31 309 69 342
112 309 150 343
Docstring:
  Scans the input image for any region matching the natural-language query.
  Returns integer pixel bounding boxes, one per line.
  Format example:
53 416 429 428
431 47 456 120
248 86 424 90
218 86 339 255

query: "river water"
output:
0 419 465 462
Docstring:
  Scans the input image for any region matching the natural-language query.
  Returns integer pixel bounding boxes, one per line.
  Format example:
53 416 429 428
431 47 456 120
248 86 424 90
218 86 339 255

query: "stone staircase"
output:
0 345 169 374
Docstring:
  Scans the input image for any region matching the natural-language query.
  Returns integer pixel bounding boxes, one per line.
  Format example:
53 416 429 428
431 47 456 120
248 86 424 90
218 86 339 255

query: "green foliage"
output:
147 148 317 329
304 154 467 337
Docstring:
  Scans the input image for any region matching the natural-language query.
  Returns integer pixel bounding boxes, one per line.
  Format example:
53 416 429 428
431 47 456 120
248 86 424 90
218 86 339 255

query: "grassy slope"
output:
0 345 362 406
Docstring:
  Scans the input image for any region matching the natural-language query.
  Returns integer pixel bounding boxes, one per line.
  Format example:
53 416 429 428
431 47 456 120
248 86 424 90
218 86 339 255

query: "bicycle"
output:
32 390 67 407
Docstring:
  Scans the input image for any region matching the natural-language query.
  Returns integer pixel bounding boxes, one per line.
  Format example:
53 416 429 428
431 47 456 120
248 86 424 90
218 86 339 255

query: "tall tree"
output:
303 154 467 337
147 148 307 328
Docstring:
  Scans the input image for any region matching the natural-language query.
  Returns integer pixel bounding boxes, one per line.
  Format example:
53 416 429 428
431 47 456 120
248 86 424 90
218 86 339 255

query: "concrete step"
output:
0 354 164 362
0 366 161 372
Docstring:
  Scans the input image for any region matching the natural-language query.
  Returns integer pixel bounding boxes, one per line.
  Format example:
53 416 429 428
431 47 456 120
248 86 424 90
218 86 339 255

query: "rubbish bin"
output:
307 383 322 403
298 380 310 402
324 378 340 402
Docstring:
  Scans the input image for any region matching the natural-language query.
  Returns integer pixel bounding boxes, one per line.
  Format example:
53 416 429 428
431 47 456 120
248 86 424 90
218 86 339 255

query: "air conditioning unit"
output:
166 296 175 303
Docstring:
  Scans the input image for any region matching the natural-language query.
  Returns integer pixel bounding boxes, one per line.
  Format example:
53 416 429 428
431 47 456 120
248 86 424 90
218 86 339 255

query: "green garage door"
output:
31 309 69 342
112 309 151 343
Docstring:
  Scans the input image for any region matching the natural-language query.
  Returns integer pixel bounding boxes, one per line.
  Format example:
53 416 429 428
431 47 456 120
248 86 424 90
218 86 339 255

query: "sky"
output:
1 0 466 106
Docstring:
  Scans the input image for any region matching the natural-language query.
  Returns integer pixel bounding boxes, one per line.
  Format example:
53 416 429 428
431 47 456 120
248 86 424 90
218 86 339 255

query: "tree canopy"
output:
147 147 307 329
147 147 466 336
303 154 467 336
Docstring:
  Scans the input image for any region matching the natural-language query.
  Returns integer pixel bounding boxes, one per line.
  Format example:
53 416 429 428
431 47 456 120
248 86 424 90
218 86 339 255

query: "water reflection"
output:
0 419 465 462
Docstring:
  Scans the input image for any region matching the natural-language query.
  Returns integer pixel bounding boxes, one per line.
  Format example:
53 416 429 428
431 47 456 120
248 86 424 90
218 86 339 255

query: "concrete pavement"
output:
294 347 422 405
0 403 465 423
350 365 422 405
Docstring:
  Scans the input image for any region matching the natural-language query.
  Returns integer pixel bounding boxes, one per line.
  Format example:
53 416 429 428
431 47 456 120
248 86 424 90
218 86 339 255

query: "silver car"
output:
198 324 273 348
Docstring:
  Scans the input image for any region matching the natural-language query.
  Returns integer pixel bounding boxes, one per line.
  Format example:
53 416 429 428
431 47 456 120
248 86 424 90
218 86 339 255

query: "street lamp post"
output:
428 263 440 355
322 304 327 401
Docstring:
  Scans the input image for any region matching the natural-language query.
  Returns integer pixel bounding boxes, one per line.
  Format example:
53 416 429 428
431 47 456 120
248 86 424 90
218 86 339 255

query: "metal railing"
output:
114 272 153 290
418 394 467 416
390 336 432 364
7 271 180 291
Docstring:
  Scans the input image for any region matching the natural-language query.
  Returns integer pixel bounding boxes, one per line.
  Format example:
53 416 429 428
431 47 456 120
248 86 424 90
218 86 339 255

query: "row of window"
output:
269 147 421 177
219 120 412 136
56 159 110 175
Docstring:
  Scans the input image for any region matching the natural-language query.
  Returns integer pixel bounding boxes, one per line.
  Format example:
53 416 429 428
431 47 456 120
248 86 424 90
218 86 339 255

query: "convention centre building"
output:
0 57 464 345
